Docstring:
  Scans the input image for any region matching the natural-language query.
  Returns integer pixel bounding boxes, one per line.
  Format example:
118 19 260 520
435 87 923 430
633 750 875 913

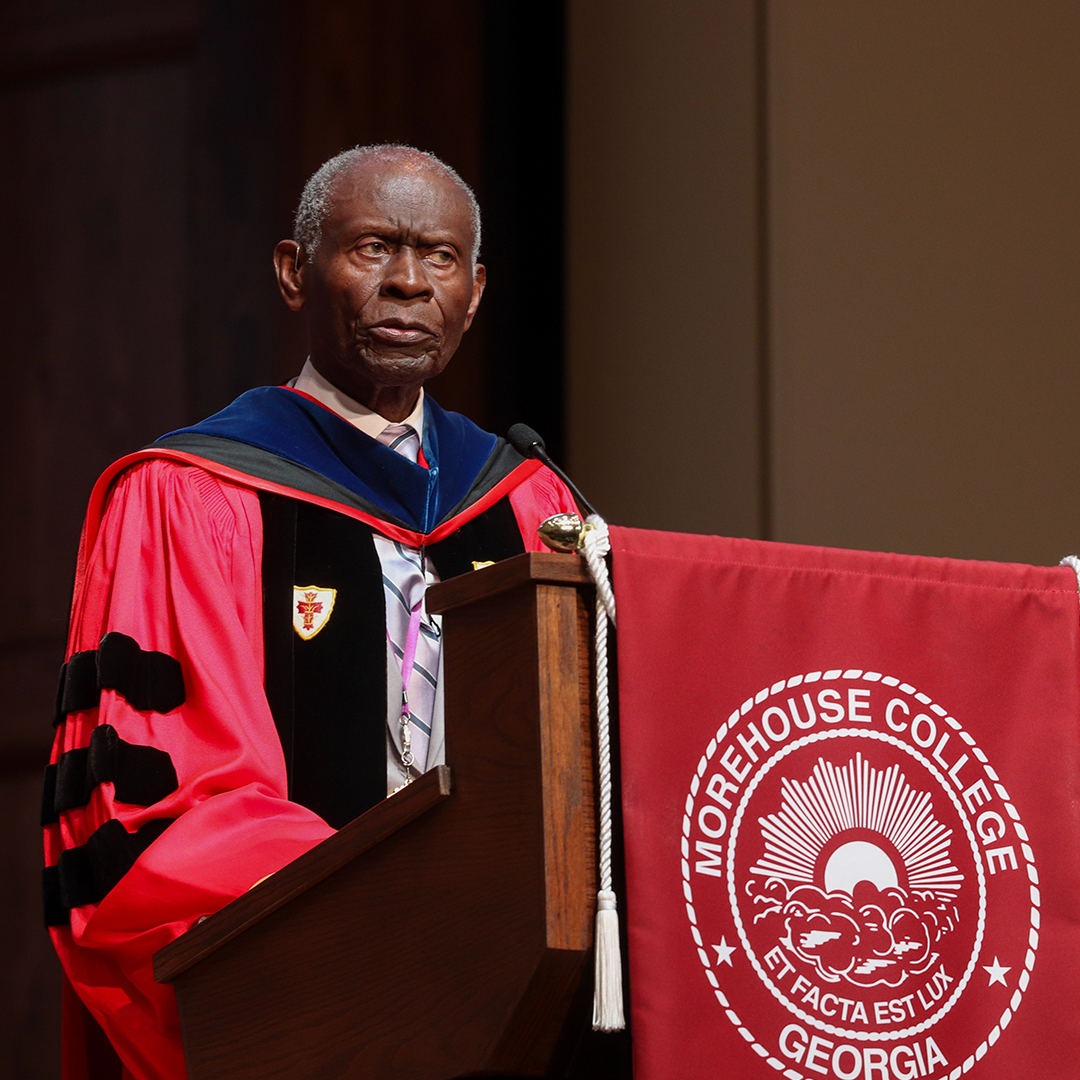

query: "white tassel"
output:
592 889 625 1031
582 518 626 1031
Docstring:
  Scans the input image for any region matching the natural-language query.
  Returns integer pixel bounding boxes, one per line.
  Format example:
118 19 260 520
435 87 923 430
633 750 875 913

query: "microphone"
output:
507 423 599 519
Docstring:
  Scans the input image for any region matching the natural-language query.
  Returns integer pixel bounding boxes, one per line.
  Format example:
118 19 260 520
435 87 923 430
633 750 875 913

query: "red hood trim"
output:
71 448 542 607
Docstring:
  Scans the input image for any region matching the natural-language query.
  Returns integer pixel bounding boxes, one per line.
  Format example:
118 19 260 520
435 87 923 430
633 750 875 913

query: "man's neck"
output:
291 358 425 439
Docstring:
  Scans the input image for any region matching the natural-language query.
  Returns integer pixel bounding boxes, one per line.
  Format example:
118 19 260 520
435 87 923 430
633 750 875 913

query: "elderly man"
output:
43 145 576 1080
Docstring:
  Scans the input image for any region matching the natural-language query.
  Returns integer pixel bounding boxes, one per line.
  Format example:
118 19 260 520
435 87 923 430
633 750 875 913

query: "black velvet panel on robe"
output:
260 495 388 829
258 492 526 830
426 494 525 580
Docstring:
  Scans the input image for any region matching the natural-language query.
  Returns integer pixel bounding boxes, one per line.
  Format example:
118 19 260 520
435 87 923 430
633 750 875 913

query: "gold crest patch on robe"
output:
292 586 337 640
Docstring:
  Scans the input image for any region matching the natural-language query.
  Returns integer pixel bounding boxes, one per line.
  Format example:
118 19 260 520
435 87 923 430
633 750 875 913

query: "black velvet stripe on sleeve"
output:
42 866 66 927
40 726 179 825
97 633 185 713
260 493 388 829
426 494 526 581
43 817 174 926
55 651 100 720
53 632 185 724
41 765 59 826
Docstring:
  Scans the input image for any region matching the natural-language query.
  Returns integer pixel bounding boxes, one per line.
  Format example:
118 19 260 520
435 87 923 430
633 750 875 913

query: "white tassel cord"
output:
581 517 625 1032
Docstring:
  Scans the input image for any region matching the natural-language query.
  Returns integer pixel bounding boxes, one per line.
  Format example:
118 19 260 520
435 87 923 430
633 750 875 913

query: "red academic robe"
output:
44 453 576 1080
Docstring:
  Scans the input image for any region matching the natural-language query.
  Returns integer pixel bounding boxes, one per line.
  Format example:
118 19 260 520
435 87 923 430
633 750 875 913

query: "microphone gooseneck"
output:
507 424 598 519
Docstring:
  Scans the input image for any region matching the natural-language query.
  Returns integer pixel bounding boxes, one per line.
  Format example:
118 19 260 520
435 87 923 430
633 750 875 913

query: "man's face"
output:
291 158 484 409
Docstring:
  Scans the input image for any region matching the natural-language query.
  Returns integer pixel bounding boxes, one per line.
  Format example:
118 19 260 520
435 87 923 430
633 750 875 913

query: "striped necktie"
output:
375 424 440 783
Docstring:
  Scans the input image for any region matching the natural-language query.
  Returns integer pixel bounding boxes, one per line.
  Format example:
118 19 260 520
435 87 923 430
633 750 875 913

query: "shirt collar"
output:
290 357 425 441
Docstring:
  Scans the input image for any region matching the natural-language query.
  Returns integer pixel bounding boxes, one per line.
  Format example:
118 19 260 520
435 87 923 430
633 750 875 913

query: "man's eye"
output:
426 250 454 265
359 241 388 256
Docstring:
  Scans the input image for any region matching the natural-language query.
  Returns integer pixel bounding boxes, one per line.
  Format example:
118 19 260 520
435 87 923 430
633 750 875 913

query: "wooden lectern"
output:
153 552 600 1080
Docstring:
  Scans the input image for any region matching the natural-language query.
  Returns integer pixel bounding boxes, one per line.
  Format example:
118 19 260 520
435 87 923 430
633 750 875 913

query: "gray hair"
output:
293 143 482 264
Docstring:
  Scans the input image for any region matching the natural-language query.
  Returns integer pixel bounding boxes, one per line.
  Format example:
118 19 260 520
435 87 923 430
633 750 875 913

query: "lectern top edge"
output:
426 551 590 615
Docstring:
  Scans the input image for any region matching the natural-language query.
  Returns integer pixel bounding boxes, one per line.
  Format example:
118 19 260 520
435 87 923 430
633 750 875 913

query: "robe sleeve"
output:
44 459 335 1080
508 465 580 548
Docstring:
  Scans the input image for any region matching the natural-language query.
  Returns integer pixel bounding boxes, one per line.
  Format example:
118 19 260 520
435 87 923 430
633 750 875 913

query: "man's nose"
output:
380 247 432 300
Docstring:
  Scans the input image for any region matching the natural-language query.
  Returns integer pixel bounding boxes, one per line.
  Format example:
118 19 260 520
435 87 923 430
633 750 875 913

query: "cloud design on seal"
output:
747 878 956 988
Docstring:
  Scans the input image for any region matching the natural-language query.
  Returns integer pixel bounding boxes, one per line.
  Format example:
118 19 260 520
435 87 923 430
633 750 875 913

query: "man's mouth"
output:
366 320 436 347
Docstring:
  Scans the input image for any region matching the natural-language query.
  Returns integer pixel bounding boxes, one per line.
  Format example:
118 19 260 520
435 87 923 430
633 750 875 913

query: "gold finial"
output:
538 513 592 553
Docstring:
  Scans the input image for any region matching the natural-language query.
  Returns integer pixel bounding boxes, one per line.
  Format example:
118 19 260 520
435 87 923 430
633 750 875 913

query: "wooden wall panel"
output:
187 0 294 417
0 61 192 658
0 775 63 1078
0 0 198 78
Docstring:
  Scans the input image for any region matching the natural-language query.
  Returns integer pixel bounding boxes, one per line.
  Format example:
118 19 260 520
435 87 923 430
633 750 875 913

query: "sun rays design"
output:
749 752 964 900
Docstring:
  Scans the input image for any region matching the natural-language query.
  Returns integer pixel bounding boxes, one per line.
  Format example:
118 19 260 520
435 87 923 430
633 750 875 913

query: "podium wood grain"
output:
154 552 596 1080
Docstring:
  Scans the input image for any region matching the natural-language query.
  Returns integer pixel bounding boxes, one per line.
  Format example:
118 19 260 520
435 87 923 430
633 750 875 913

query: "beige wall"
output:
568 0 1080 567
768 0 1080 565
567 0 764 539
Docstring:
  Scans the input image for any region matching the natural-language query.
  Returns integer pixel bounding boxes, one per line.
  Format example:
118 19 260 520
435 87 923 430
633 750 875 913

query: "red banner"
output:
612 527 1080 1080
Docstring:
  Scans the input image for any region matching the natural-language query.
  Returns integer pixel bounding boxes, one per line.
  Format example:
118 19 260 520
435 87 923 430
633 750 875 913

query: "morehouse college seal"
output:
683 670 1038 1080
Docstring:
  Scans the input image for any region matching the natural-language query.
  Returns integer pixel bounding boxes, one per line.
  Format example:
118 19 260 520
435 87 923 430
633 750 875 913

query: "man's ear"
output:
274 240 306 311
463 263 486 332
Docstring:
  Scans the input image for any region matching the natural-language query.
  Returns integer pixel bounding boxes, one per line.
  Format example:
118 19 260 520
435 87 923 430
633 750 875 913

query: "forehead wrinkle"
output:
328 165 475 253
337 210 467 256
